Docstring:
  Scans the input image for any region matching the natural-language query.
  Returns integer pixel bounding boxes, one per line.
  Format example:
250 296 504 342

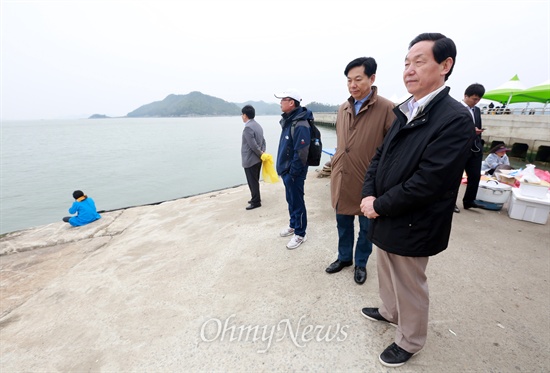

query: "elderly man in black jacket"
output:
360 33 474 368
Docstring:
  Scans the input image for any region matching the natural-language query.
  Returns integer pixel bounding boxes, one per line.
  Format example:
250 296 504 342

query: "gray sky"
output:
1 0 549 120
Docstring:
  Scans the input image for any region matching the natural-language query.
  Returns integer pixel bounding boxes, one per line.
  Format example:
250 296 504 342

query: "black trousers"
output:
463 150 483 204
244 162 262 204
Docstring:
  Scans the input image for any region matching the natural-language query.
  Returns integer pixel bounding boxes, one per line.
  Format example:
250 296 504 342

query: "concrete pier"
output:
482 115 550 150
0 171 548 371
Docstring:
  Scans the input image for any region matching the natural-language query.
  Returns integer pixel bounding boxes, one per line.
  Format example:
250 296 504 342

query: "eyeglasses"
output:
280 98 292 102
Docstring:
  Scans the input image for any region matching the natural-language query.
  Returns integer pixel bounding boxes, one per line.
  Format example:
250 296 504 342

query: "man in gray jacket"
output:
241 105 266 210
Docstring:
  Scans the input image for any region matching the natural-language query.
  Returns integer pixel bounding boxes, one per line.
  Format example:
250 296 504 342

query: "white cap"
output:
274 89 302 102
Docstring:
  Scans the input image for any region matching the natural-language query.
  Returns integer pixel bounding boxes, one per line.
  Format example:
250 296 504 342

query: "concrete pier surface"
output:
1 171 548 372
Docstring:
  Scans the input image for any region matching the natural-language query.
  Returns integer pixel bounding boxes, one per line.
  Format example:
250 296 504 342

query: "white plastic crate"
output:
519 181 549 200
508 188 550 224
476 180 512 204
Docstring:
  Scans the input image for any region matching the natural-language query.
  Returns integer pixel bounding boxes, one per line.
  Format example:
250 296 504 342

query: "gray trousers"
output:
377 248 429 353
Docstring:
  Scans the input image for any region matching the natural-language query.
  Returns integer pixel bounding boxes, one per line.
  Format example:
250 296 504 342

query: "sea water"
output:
0 116 336 234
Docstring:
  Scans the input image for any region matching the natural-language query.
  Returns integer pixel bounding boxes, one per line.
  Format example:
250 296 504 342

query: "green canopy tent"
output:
512 80 550 103
483 74 526 105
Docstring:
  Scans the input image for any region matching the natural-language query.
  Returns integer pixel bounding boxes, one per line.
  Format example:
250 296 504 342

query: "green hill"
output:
237 100 281 115
305 101 339 112
127 91 241 117
125 92 337 118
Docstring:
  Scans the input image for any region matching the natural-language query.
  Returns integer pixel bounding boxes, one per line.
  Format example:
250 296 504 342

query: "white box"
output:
519 181 549 199
476 180 512 204
508 188 550 224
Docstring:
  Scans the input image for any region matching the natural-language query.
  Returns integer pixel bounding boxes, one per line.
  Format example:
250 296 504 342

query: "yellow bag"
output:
261 153 279 183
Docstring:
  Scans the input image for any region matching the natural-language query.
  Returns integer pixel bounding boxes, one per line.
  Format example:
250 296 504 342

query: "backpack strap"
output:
290 119 298 139
290 118 311 139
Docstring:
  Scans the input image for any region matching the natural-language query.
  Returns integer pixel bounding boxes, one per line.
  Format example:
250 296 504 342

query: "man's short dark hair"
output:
344 57 377 77
465 83 485 97
409 33 457 81
241 105 255 119
291 99 301 107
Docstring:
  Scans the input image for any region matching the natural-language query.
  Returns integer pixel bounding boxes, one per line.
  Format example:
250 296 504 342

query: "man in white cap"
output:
273 89 314 249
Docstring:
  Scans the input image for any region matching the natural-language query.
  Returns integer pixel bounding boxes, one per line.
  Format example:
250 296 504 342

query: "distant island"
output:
124 91 338 118
89 114 110 119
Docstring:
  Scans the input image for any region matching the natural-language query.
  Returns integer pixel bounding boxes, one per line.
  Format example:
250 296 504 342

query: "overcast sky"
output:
1 0 549 120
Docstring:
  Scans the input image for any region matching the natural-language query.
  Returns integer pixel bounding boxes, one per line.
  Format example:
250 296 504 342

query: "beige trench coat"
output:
331 86 396 215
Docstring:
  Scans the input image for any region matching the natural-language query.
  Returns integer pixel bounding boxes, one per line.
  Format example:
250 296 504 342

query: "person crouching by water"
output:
63 190 101 226
481 144 510 175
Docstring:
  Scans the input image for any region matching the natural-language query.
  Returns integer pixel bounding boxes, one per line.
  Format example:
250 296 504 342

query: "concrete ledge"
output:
482 114 550 149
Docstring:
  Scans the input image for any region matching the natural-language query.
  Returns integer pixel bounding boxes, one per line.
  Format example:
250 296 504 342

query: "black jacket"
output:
362 87 475 257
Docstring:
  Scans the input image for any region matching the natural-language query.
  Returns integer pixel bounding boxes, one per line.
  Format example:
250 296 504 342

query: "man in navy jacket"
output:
360 33 475 368
274 89 313 250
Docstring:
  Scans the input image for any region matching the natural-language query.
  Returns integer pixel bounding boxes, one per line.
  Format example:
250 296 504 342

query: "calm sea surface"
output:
0 116 336 234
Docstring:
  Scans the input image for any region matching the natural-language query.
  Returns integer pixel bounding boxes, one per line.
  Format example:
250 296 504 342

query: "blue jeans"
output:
336 214 372 267
282 173 307 237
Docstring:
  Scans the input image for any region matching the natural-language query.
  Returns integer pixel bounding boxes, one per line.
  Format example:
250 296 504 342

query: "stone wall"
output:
481 115 550 150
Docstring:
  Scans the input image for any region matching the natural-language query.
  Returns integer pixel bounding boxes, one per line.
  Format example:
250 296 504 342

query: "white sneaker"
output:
280 227 295 237
286 234 307 250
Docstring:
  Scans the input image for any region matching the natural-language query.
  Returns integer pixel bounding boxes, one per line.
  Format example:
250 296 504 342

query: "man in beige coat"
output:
325 57 395 284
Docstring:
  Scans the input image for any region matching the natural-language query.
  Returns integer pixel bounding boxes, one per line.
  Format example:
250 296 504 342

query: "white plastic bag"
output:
518 164 542 183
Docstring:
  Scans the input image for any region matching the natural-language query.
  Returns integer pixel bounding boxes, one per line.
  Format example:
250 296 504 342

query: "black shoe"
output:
325 259 353 274
360 307 396 327
379 343 416 367
354 266 367 284
454 205 460 213
245 203 261 210
464 201 482 209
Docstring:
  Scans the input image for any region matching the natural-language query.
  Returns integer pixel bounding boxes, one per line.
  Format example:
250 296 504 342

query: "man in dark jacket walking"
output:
274 89 313 250
359 33 475 367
